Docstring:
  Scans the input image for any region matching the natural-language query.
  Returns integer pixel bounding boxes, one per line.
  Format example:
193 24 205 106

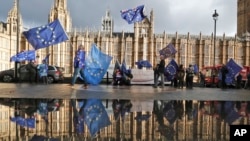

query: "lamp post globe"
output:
212 9 218 87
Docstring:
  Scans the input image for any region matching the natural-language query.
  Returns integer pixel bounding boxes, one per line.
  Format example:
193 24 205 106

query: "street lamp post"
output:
212 9 219 86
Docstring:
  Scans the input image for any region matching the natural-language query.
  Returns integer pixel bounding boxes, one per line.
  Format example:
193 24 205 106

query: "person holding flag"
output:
153 55 165 88
71 45 87 88
37 59 48 84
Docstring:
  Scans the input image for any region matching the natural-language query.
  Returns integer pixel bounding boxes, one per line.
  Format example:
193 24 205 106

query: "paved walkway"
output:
1 83 249 101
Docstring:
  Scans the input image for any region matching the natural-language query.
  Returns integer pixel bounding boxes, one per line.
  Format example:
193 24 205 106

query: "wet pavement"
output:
0 83 249 101
1 83 250 141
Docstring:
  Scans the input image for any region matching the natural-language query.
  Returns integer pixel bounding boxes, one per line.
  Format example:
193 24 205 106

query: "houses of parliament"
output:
0 0 250 75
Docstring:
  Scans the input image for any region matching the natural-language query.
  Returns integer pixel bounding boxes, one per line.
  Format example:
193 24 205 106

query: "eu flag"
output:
135 60 152 69
225 58 243 84
82 99 111 137
23 19 69 50
84 44 113 85
10 116 36 128
193 64 199 74
43 53 50 63
165 59 178 81
159 43 177 59
10 50 36 62
121 59 128 74
121 5 146 24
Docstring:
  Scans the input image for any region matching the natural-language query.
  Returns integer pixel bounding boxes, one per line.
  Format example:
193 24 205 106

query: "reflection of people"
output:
37 60 48 84
220 64 228 89
153 55 165 88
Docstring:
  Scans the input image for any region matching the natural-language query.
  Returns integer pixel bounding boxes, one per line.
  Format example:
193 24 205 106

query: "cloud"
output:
0 0 237 36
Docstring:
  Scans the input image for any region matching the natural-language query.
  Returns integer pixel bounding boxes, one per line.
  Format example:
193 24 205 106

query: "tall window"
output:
204 44 210 66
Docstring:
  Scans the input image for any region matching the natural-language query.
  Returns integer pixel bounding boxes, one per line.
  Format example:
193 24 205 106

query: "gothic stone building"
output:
0 0 250 76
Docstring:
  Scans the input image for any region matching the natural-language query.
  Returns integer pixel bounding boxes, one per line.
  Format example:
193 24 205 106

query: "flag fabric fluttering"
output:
120 5 146 24
159 43 177 59
135 60 152 69
10 116 36 128
10 50 36 62
82 99 111 137
193 64 199 74
165 59 178 81
121 59 128 74
23 19 69 50
225 58 243 84
43 53 50 63
84 44 113 85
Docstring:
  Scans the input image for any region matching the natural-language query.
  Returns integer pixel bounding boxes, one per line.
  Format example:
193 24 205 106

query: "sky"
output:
0 0 237 36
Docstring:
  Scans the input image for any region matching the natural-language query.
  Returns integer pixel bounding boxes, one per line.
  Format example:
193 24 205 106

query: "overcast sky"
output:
0 0 237 36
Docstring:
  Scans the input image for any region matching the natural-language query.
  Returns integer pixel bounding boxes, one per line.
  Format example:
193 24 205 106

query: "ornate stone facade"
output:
0 0 249 76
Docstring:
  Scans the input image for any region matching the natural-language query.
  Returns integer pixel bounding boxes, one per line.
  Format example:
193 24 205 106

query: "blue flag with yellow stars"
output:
225 58 242 84
165 59 178 81
120 5 146 24
159 43 177 59
23 19 68 50
84 44 113 85
82 99 111 137
10 50 36 62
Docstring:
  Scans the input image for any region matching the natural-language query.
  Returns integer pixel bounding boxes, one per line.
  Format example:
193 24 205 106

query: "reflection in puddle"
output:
0 98 249 140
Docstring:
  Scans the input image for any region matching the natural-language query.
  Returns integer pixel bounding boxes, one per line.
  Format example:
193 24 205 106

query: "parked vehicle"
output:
0 64 64 83
202 65 250 87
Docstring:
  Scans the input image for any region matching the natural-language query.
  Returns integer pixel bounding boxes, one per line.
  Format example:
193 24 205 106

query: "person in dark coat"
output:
199 71 205 87
220 64 228 89
236 73 242 89
186 64 194 89
177 64 185 89
153 55 165 88
26 60 37 84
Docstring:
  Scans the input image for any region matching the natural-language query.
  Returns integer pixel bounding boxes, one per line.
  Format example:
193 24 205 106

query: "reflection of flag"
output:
10 116 36 128
159 43 177 59
84 44 113 85
120 5 146 24
193 64 199 74
10 50 36 62
135 60 152 69
163 102 177 124
23 19 68 50
82 99 111 137
165 59 178 81
224 101 241 124
225 59 243 84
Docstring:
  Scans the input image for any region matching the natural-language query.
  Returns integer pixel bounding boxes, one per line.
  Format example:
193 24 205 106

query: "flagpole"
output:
14 0 20 82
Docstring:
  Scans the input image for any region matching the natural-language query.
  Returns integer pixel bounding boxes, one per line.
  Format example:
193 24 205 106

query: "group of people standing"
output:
24 59 48 84
153 56 196 89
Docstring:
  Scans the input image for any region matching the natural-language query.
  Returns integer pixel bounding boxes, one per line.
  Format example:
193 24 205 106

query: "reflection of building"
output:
0 0 250 76
0 99 248 140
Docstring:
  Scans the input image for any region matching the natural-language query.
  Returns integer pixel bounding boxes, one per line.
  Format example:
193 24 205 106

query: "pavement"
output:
0 82 249 101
